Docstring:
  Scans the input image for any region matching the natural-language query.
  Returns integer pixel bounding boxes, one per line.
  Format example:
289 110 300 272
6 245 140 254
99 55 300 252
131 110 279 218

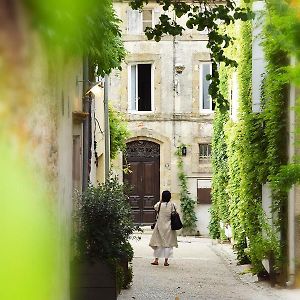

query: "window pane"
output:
131 65 137 110
143 10 152 21
202 63 211 110
143 21 152 31
208 144 212 156
143 10 152 31
199 144 211 160
138 64 152 111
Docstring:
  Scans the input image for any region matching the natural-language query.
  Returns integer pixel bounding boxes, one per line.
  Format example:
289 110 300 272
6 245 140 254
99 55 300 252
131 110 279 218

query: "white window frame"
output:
199 143 212 161
199 62 213 113
128 63 154 113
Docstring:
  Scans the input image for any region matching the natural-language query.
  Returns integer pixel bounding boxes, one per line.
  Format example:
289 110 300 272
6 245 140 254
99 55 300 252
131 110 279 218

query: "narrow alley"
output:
119 232 300 300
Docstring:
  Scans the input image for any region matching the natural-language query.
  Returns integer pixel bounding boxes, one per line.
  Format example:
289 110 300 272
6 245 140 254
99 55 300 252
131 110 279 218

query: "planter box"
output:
71 260 117 300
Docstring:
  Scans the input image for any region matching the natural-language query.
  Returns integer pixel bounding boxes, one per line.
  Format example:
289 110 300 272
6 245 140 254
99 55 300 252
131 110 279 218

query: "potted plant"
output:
71 176 136 300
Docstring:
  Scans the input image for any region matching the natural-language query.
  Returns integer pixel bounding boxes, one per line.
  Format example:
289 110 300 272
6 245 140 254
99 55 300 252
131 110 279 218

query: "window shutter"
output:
197 179 212 204
153 7 161 26
197 188 211 204
127 8 142 34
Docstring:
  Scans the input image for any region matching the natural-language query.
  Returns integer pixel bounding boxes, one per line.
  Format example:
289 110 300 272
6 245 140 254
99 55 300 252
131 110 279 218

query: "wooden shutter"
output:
127 8 142 34
153 7 161 26
197 188 211 204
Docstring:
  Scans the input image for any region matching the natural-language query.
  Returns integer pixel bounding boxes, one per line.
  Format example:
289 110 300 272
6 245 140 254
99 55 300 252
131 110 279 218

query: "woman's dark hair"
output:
161 190 171 202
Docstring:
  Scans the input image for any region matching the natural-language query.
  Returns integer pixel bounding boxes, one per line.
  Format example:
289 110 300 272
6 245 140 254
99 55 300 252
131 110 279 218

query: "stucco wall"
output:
29 42 84 299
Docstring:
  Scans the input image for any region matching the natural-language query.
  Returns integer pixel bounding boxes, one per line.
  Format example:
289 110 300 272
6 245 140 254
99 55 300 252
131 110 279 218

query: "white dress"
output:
149 201 178 258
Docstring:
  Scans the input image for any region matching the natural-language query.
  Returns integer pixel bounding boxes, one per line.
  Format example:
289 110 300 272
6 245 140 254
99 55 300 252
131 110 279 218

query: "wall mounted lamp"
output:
175 64 185 74
76 77 104 95
181 146 187 156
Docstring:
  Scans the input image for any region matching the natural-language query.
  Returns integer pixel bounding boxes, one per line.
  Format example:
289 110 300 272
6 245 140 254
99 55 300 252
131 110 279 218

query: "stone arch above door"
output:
125 140 160 160
126 127 171 167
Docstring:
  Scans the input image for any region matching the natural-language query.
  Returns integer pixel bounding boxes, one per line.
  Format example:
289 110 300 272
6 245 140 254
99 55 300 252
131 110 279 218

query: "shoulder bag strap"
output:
172 203 177 212
156 202 162 219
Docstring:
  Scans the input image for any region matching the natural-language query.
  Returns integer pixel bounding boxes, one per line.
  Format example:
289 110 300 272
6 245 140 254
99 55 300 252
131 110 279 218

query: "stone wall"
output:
111 1 213 235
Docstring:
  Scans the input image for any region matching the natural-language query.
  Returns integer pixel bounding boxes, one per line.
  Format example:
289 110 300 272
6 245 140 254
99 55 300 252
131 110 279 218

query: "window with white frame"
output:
142 9 153 31
199 143 211 161
129 63 153 112
199 62 214 113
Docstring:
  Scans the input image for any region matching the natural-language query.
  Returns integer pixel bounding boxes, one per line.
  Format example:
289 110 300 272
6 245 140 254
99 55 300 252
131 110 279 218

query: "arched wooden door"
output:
123 140 160 225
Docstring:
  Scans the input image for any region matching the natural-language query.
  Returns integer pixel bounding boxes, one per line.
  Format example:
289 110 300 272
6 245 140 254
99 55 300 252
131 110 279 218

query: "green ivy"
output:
210 0 284 273
225 120 249 263
175 144 197 234
209 110 229 240
109 105 131 161
271 164 300 193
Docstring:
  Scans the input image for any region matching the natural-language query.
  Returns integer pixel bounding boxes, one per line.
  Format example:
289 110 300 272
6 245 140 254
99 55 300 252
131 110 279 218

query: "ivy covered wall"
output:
209 0 298 280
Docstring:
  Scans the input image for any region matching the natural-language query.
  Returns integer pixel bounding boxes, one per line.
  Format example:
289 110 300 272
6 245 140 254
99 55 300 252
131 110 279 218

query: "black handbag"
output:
151 202 161 229
171 204 183 230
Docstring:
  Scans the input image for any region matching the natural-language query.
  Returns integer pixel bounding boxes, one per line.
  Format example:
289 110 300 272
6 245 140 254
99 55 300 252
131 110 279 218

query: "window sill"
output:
200 110 214 115
128 111 154 114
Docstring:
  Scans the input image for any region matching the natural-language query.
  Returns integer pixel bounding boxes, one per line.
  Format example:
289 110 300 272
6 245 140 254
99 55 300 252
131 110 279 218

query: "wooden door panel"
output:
141 160 159 223
124 162 140 195
142 211 156 223
124 141 160 224
143 162 156 195
143 196 155 209
128 196 140 209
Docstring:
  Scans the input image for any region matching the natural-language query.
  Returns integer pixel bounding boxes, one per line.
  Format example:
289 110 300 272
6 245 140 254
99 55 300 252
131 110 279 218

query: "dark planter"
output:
71 260 117 300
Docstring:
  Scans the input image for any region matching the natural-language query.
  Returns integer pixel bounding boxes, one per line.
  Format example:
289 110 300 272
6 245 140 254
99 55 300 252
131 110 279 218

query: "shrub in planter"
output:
72 176 136 297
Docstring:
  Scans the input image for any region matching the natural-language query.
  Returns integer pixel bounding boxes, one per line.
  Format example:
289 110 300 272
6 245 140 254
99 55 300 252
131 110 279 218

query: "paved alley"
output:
118 232 300 300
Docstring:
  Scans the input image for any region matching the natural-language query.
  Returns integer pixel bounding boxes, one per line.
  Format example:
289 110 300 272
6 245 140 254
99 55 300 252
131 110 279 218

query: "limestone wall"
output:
111 1 213 235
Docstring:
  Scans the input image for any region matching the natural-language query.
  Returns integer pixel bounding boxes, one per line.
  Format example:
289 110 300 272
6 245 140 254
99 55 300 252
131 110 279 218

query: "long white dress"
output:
149 201 178 258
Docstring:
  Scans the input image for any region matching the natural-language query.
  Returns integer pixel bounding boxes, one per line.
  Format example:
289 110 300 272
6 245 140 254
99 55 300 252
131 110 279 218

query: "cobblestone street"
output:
118 232 300 300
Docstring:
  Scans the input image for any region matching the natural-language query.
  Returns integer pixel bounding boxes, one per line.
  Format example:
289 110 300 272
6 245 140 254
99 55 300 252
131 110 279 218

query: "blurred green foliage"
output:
23 0 126 75
0 138 58 300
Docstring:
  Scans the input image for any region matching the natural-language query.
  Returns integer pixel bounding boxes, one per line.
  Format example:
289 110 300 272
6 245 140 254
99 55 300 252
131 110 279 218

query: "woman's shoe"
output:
164 262 169 266
151 261 159 265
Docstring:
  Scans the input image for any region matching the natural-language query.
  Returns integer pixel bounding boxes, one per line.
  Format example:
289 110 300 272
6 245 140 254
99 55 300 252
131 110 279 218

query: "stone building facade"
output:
110 1 214 235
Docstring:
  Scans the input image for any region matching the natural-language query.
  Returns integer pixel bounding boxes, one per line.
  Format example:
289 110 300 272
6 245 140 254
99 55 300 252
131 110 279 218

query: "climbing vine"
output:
209 105 229 239
176 144 197 234
210 0 285 274
109 105 131 161
263 0 300 211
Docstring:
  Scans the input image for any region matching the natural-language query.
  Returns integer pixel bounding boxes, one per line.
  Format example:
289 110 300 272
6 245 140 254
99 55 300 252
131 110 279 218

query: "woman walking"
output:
149 190 178 266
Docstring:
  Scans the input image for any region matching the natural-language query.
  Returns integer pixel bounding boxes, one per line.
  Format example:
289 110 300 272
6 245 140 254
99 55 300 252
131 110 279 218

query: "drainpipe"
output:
172 12 177 147
104 74 110 180
287 56 296 287
82 56 90 192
